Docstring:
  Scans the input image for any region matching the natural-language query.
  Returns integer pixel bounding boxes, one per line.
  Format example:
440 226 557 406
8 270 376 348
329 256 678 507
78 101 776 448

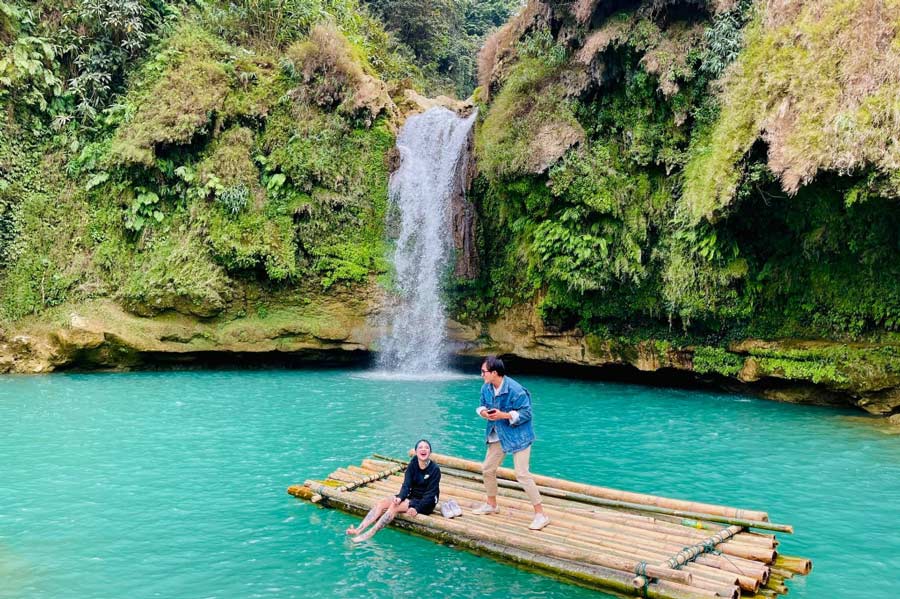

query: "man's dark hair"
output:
483 355 506 376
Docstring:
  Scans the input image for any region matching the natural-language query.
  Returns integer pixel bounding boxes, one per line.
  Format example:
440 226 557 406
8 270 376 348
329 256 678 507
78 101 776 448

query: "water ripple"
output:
1 370 898 598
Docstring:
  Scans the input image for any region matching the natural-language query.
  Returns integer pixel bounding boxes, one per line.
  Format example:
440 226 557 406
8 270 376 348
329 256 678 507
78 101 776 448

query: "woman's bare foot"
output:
345 526 360 535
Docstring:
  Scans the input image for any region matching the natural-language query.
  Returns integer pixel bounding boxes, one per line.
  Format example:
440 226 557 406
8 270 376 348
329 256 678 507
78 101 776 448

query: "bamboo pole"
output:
348 485 743 599
356 482 751 593
333 462 406 492
407 452 770 522
394 477 777 567
367 483 769 593
287 484 316 501
634 526 755 593
289 458 809 598
360 478 767 594
379 471 778 561
695 554 770 585
389 456 792 533
307 480 694 586
302 487 710 599
773 554 812 575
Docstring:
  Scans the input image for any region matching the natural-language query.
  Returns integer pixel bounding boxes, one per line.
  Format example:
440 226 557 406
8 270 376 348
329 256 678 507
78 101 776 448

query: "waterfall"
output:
375 107 477 376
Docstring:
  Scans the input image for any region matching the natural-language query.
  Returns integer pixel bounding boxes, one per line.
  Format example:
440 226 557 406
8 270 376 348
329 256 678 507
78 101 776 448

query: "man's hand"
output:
393 496 402 505
486 410 508 421
407 507 418 517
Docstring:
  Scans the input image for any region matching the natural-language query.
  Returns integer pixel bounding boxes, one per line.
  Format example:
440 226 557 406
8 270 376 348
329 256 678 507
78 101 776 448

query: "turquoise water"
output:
2 370 899 599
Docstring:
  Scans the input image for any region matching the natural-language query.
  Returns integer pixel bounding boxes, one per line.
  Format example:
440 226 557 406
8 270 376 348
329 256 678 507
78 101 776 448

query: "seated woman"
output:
346 439 441 542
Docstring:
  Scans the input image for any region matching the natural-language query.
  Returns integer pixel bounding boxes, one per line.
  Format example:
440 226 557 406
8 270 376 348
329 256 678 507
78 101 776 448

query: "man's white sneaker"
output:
529 514 550 530
448 499 463 517
440 502 455 518
471 503 500 515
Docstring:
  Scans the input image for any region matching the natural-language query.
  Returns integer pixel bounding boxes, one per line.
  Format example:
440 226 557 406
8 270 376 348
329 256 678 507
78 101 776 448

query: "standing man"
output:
472 355 550 530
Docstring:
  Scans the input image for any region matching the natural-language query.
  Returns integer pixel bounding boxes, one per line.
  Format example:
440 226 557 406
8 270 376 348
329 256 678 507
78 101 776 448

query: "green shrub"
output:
117 229 231 317
692 346 744 376
683 1 900 221
477 56 583 180
111 25 231 166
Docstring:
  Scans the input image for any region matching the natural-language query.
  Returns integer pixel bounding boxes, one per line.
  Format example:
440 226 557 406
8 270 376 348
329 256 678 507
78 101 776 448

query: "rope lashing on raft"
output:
633 561 650 597
664 526 744 570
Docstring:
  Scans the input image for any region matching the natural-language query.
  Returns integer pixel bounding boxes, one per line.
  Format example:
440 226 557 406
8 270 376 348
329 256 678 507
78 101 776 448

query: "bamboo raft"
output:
287 452 812 599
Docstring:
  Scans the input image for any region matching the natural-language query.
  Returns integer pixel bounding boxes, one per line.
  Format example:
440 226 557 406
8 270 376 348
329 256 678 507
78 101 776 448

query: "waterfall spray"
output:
376 107 477 375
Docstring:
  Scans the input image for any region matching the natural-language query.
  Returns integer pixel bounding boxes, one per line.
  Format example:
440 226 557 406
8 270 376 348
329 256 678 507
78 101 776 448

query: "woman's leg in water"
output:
351 500 410 542
345 496 392 535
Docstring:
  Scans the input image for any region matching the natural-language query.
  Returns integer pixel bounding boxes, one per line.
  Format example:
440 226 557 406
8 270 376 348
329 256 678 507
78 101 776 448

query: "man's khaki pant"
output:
482 441 542 506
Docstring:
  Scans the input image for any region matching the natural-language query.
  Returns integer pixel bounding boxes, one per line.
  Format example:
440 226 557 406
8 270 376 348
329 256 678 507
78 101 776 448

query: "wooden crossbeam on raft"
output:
633 525 746 592
329 462 406 492
288 453 812 599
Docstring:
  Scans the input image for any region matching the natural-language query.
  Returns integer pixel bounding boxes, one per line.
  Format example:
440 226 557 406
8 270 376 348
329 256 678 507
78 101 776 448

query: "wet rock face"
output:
857 388 900 417
0 293 383 374
450 131 479 279
446 302 900 416
3 294 899 418
122 292 227 319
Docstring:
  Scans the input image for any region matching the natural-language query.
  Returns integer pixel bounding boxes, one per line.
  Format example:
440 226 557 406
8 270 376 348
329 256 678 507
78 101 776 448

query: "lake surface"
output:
2 369 898 598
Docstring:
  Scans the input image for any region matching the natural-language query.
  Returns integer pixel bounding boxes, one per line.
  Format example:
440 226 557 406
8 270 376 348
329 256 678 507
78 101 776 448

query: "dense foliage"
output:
0 0 408 320
362 0 521 96
458 0 900 349
3 0 900 385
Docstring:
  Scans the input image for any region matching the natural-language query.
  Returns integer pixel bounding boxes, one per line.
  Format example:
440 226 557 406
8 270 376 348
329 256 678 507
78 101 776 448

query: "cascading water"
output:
375 106 477 376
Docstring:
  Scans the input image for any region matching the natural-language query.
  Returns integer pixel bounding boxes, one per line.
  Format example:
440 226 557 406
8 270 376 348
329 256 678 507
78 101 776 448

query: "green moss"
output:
200 127 258 187
0 192 93 319
0 126 96 320
262 106 393 287
476 55 583 180
745 345 900 388
220 55 287 122
111 25 232 166
683 1 900 221
117 230 231 316
692 346 744 377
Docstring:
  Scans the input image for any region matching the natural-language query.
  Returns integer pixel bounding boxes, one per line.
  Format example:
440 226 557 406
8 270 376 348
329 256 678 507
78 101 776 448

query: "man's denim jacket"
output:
480 375 535 453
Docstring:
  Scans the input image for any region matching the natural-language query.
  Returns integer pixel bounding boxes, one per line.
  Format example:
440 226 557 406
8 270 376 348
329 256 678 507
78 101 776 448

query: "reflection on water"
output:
1 370 899 599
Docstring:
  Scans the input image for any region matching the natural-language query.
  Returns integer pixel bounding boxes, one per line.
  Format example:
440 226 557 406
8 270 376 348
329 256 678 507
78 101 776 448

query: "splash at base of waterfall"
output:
355 370 475 382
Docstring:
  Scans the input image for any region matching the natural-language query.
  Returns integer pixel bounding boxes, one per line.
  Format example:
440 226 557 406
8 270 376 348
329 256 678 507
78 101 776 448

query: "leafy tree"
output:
363 0 521 96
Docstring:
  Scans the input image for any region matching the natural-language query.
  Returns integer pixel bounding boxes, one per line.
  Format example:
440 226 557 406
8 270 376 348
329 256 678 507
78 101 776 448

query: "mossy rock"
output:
111 26 232 166
117 232 231 318
477 57 585 180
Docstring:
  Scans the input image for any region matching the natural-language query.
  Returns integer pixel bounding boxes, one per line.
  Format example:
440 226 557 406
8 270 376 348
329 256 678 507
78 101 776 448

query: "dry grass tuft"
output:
284 24 391 124
640 21 705 97
762 0 806 27
477 28 502 95
476 0 551 101
711 0 739 12
576 15 635 64
683 0 900 221
573 0 601 25
478 58 585 179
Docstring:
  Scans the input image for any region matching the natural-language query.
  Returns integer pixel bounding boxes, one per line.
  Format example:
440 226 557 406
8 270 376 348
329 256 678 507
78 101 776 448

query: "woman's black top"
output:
396 457 441 514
